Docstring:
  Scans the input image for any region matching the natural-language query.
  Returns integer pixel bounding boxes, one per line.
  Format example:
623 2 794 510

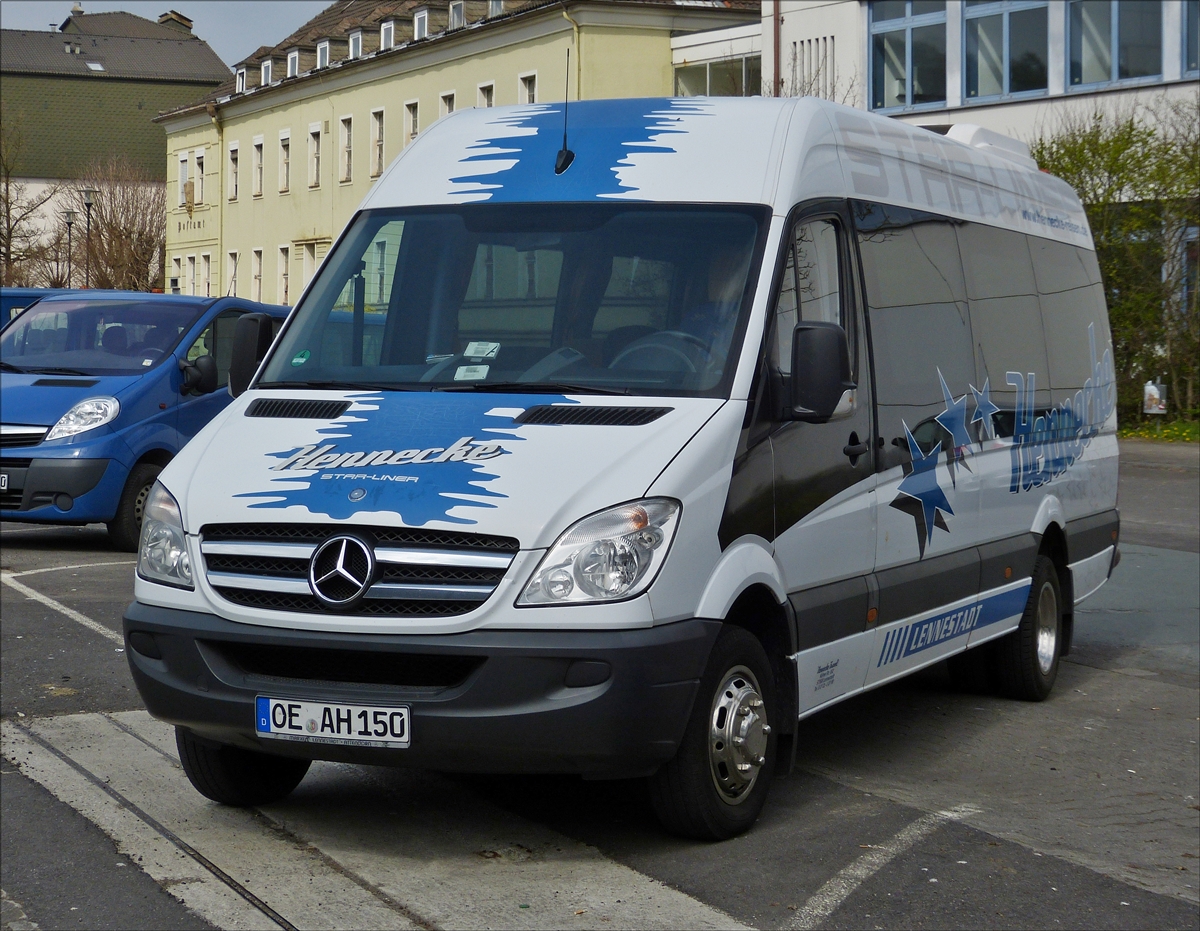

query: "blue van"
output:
0 291 289 549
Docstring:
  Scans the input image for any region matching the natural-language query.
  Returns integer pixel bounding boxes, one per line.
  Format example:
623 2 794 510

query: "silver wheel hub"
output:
708 665 770 804
1035 580 1058 676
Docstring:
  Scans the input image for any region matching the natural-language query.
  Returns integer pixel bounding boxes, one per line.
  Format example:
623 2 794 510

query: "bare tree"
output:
63 155 166 291
0 111 58 285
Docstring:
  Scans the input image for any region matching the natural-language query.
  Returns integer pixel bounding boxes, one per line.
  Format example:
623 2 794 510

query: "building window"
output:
340 117 353 182
869 1 947 111
406 102 419 143
441 93 455 117
252 249 263 301
287 49 299 77
251 142 263 196
414 10 429 40
201 254 211 297
317 40 330 69
171 256 181 293
235 68 246 92
178 154 189 206
1069 0 1162 87
488 0 503 16
279 135 290 192
187 255 195 295
964 1 1048 100
228 146 239 200
1188 0 1199 74
261 60 272 85
227 251 239 296
520 73 536 104
449 1 464 29
371 110 385 176
380 20 394 49
349 31 362 59
674 56 762 96
478 83 494 107
194 152 204 203
278 246 290 304
309 128 321 187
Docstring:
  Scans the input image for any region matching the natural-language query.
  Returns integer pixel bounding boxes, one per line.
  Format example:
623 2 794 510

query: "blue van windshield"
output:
259 204 768 397
0 300 204 376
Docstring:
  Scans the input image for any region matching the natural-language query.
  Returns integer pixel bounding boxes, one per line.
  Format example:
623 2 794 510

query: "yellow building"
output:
157 0 758 304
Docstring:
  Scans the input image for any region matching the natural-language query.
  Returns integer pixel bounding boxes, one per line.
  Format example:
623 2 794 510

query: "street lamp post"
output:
82 188 98 288
64 210 77 287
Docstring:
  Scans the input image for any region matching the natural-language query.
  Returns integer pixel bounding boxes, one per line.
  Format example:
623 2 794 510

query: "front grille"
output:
515 405 673 426
206 640 484 688
201 523 517 619
0 431 46 449
0 492 22 510
245 398 352 419
214 588 481 617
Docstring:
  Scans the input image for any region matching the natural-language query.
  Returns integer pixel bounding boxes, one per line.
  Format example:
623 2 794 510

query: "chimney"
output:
71 2 84 12
157 10 194 33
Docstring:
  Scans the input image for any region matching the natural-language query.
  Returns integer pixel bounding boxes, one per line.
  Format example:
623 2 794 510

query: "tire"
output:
649 625 777 840
946 641 998 694
995 555 1063 701
176 727 310 807
107 462 163 552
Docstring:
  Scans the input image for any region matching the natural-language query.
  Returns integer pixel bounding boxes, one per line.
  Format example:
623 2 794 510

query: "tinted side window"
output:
1030 238 1112 399
772 217 846 377
853 202 973 469
187 310 244 387
958 223 1050 437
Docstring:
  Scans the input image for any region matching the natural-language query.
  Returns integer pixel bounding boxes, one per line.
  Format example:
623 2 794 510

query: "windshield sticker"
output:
235 393 573 524
291 350 311 367
463 341 500 360
454 365 489 381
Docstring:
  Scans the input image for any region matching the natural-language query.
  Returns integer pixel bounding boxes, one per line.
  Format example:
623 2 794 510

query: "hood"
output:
171 391 723 549
0 372 142 426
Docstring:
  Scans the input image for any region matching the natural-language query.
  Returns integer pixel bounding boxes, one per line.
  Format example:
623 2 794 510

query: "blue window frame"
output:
1186 0 1199 75
1068 0 1162 89
963 1 1049 101
869 1 947 111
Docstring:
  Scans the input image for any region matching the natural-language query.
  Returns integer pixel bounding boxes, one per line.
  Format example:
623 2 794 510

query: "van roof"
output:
365 96 1092 249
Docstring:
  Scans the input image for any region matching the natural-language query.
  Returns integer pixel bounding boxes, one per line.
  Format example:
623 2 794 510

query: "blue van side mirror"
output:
179 355 218 395
790 322 856 422
228 313 274 398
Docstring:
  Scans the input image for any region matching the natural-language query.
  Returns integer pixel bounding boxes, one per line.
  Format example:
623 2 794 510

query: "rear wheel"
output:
176 728 310 806
107 462 162 552
649 625 777 840
995 555 1062 701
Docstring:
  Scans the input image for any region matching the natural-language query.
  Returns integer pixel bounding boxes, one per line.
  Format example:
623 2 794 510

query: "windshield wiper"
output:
0 361 26 373
433 381 630 395
256 379 422 392
21 366 92 376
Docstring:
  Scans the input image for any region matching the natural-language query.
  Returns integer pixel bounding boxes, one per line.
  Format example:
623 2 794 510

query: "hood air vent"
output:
515 406 672 426
246 398 351 419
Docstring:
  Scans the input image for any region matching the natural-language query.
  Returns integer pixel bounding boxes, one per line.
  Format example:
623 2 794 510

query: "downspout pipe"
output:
205 102 223 292
562 3 581 100
773 1 782 96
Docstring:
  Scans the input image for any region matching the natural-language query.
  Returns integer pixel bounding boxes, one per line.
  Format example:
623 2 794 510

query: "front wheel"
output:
107 462 163 552
649 625 777 840
995 555 1063 701
176 728 310 806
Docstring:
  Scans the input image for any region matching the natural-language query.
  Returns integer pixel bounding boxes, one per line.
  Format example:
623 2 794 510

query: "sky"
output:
0 1 331 67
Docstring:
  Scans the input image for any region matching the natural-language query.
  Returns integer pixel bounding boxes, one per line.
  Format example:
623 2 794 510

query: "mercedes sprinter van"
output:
124 97 1119 839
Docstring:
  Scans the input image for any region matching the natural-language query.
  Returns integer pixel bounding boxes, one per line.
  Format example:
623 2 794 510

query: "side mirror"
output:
228 313 274 398
790 322 856 422
178 354 218 395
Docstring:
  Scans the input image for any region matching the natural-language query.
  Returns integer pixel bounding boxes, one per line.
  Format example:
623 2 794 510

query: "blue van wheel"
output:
107 463 162 552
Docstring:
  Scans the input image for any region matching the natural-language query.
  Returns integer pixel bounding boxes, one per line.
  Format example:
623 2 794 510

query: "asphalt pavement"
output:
2 439 1197 931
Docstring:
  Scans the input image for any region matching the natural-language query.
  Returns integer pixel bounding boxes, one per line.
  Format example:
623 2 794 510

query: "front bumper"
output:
123 601 720 777
0 456 118 521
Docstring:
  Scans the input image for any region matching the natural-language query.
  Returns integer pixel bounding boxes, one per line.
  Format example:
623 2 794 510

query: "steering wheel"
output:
609 330 710 374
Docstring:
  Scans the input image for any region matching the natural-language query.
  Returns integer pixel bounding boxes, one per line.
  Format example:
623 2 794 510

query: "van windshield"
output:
0 300 205 376
259 204 768 397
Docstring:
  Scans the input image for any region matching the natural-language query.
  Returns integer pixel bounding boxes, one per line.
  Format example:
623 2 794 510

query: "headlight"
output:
46 397 119 441
518 499 680 606
137 482 193 590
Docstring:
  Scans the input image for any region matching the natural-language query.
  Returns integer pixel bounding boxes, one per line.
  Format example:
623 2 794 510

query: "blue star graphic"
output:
890 424 954 558
970 378 1000 442
935 369 973 485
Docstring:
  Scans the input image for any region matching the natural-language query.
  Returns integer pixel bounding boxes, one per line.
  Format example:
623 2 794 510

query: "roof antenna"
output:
555 47 574 174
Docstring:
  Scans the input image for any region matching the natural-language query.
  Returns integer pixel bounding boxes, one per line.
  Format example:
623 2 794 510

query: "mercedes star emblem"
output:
308 535 375 607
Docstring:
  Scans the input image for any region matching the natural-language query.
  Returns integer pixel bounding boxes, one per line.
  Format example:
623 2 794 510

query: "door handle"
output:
843 431 869 462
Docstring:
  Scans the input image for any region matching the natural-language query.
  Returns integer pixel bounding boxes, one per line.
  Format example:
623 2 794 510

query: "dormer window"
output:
380 20 394 49
349 31 362 59
316 41 330 69
261 60 272 84
488 0 503 17
287 49 299 77
449 1 464 29
413 9 428 40
235 68 246 92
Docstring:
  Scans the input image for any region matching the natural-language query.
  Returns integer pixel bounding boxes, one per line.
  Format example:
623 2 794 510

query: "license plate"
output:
255 696 410 749
0 473 7 492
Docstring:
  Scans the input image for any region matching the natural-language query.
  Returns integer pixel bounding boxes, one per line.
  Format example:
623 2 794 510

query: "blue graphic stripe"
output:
876 581 1032 669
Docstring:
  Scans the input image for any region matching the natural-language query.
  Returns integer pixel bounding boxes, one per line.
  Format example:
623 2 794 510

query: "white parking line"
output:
0 573 124 645
788 803 981 930
9 560 136 578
